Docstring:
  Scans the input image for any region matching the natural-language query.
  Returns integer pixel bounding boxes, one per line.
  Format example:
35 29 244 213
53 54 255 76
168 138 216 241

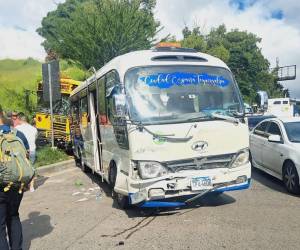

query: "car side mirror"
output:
268 134 281 143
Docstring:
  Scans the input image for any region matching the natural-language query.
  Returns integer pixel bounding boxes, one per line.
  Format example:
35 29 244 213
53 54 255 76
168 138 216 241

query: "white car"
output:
250 117 300 194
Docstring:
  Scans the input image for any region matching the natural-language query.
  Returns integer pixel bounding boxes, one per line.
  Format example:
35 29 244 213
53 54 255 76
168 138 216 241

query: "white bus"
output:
69 45 251 208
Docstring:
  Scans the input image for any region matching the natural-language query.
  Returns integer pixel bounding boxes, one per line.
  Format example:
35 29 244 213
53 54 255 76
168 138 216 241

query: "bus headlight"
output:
231 149 249 168
137 161 169 179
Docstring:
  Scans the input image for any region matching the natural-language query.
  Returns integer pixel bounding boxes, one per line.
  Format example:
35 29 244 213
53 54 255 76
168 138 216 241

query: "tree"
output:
181 26 206 52
180 25 284 102
37 0 160 69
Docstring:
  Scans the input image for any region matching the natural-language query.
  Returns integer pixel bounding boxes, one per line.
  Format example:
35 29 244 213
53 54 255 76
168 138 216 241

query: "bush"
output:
60 59 88 81
34 146 70 168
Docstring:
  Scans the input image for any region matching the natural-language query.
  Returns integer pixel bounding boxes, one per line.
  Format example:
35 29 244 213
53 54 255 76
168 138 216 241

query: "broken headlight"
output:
137 161 169 179
230 148 249 168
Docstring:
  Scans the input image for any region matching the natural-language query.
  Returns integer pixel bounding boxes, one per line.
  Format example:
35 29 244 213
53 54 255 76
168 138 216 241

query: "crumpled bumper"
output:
130 179 251 208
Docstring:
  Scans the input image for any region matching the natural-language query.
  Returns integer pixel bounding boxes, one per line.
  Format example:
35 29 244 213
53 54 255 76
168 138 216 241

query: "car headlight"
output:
231 149 249 168
137 161 169 179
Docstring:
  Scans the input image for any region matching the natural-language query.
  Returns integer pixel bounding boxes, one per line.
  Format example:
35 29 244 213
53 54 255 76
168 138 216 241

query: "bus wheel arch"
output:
108 160 130 209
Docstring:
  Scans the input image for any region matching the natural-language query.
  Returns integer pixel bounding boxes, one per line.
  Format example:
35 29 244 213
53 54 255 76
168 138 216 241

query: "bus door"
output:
79 93 93 166
89 89 102 174
97 76 110 176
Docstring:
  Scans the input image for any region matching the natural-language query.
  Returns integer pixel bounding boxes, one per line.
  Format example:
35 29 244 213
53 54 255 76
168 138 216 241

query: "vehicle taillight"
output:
37 116 42 122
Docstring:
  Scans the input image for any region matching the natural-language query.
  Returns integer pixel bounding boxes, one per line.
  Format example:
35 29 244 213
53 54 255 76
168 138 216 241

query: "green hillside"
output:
0 58 41 113
0 58 87 115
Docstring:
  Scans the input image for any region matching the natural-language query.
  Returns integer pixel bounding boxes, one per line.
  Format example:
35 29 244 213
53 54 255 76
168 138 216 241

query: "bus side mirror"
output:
113 93 127 117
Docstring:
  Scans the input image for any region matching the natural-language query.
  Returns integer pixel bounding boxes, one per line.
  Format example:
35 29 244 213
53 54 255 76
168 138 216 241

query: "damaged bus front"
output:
124 65 250 207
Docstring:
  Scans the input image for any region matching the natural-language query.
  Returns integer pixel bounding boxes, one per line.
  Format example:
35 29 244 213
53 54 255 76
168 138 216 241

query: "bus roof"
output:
71 49 230 96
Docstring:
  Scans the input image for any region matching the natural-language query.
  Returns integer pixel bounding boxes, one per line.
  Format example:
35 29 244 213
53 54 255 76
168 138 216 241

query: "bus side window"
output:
106 71 120 125
97 76 107 124
80 95 89 127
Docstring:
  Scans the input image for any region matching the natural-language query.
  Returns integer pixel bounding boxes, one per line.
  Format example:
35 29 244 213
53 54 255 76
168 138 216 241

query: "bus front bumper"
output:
127 163 251 208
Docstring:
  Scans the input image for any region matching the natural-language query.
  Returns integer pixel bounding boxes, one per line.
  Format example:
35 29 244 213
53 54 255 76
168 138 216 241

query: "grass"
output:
0 58 41 111
60 60 88 81
34 146 70 168
0 58 87 113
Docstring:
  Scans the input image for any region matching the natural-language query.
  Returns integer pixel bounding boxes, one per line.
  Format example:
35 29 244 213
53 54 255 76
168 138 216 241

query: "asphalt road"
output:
20 164 300 250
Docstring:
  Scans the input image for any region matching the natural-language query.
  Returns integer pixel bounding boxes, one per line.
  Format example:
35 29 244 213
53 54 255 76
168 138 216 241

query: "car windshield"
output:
284 122 300 143
125 65 243 124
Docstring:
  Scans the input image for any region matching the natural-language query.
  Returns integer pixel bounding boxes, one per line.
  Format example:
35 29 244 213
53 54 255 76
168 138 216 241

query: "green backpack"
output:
0 130 35 193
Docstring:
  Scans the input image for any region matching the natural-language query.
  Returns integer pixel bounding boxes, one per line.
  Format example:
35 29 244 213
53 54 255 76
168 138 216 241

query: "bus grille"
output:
53 122 66 137
165 153 235 172
54 116 67 123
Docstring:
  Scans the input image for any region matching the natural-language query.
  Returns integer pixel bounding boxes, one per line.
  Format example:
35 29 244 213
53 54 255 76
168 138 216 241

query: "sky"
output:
0 0 300 97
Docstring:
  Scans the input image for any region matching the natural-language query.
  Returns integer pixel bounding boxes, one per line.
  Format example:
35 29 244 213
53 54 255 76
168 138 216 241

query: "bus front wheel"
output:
109 164 130 209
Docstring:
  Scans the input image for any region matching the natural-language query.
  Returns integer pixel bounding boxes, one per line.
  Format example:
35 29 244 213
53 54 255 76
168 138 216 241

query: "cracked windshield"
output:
125 66 243 124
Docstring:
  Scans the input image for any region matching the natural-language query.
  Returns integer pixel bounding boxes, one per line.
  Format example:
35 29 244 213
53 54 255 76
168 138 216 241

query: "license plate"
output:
191 176 212 190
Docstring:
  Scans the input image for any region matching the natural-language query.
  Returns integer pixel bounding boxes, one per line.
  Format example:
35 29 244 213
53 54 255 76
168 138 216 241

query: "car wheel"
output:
283 161 300 195
109 164 130 209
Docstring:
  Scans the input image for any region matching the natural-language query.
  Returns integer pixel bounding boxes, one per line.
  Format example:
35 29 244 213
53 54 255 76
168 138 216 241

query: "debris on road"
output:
96 192 102 201
72 192 81 196
117 241 125 246
75 197 89 202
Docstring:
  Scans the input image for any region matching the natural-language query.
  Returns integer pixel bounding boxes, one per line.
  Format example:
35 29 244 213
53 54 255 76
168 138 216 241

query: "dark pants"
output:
0 190 23 250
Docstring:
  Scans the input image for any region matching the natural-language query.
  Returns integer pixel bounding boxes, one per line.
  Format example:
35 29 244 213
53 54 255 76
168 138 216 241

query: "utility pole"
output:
48 64 55 149
42 60 60 150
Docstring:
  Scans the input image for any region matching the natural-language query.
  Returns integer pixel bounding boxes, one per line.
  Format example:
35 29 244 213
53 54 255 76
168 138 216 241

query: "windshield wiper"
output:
135 122 193 142
227 110 245 118
210 112 240 124
185 115 210 122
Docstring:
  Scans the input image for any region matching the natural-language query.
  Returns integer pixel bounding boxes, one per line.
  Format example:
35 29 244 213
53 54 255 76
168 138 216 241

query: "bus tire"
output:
109 163 130 209
77 149 88 173
74 148 81 166
113 192 130 210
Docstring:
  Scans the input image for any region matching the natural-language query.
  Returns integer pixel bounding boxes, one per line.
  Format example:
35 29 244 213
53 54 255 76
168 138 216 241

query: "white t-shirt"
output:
16 123 38 152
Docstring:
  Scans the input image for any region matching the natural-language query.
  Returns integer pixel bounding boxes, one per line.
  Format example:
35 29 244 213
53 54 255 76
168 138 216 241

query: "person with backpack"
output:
14 112 38 192
0 106 34 250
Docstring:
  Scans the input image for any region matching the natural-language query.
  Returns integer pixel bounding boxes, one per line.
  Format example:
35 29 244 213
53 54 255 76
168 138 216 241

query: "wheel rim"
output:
285 164 296 191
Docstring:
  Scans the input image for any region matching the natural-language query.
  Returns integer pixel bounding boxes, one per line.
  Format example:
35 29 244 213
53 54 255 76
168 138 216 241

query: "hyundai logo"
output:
191 141 208 152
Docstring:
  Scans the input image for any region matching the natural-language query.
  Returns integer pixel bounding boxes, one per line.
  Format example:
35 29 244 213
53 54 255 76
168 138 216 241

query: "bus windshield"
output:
125 65 243 124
